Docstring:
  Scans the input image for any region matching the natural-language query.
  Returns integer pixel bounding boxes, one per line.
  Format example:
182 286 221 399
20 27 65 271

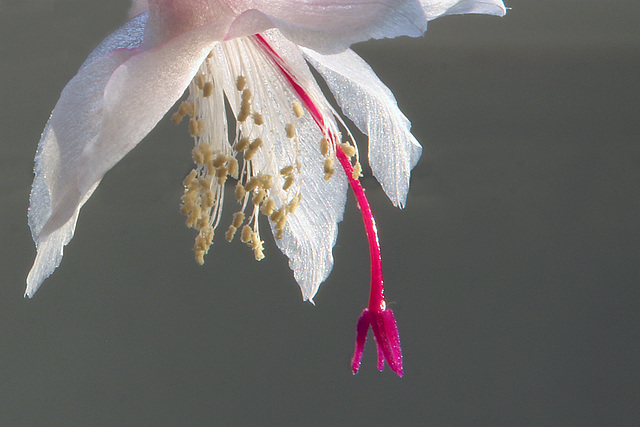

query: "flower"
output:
26 0 506 374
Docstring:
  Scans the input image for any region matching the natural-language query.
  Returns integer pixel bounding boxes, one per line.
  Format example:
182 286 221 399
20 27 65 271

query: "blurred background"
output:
1 1 638 425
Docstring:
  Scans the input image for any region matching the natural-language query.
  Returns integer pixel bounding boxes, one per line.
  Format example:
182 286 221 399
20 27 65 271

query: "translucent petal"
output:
304 48 422 208
225 0 427 54
259 32 349 301
214 32 348 301
27 15 148 296
26 16 216 296
420 0 506 19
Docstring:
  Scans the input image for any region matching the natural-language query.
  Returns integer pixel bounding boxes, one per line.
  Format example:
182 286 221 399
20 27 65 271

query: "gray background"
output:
1 1 639 425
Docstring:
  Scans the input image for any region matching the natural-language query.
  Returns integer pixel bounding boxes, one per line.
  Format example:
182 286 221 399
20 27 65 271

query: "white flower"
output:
27 0 506 312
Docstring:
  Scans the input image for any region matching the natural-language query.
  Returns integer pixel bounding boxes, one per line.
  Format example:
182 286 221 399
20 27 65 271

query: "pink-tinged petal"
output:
421 0 506 19
304 48 422 208
145 0 235 45
226 0 427 54
27 16 219 296
351 309 372 374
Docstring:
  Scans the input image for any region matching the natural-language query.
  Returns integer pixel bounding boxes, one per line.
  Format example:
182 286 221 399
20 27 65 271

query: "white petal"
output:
27 15 217 296
213 33 348 300
226 0 427 54
27 15 148 296
303 48 421 208
420 0 506 19
258 32 350 301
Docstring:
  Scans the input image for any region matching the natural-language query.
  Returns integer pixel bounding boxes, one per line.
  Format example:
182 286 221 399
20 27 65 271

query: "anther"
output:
245 138 263 161
241 225 253 243
252 188 266 205
249 138 263 151
172 112 184 125
244 176 260 192
280 165 294 176
271 207 285 223
183 170 197 187
253 112 264 126
340 142 356 158
232 212 245 228
324 157 335 181
236 76 247 91
276 214 288 231
178 101 194 117
260 198 276 216
203 81 213 97
285 123 295 139
225 225 237 242
238 102 250 122
288 194 301 214
195 251 205 265
198 175 213 189
212 153 227 168
283 175 295 191
215 167 228 185
292 101 304 118
202 190 215 209
191 144 205 164
235 182 246 200
227 157 239 178
352 161 363 179
235 136 250 152
320 137 329 156
259 174 273 189
196 74 206 90
189 118 201 137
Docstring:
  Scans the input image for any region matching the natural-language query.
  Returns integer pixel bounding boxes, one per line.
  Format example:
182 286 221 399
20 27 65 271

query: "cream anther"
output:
232 212 245 228
292 101 304 118
320 137 329 156
236 76 247 91
340 142 356 158
324 157 334 181
203 81 213 97
235 182 246 200
240 225 252 243
235 136 250 152
285 123 295 139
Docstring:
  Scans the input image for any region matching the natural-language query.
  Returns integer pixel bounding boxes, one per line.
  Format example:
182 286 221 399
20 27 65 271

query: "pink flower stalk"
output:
26 0 506 374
